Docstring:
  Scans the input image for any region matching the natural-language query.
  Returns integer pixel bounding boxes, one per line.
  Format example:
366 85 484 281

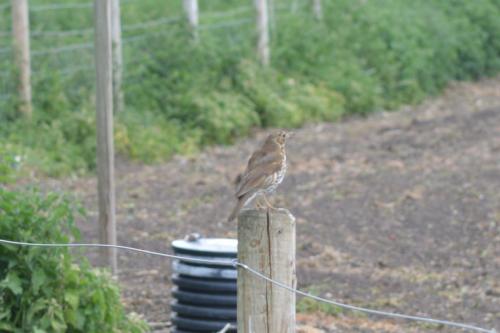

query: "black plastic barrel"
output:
171 237 237 333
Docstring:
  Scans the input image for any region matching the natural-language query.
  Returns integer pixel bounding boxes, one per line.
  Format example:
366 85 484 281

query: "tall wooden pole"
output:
255 0 270 66
11 0 32 118
237 209 296 333
94 0 117 275
313 0 322 20
268 0 276 34
183 0 198 41
111 0 123 114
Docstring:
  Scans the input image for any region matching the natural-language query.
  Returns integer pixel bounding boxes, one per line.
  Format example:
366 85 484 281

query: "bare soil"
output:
35 78 500 332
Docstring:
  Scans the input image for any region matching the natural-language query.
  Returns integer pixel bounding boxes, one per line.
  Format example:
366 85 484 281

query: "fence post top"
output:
238 208 295 221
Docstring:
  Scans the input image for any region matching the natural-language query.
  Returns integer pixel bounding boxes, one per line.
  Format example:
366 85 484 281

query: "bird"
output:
228 130 292 222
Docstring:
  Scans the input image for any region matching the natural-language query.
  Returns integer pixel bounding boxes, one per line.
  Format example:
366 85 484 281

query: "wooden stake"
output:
237 209 296 333
183 0 198 41
313 0 322 21
111 0 123 114
255 0 270 66
268 0 276 34
94 0 117 275
11 0 32 118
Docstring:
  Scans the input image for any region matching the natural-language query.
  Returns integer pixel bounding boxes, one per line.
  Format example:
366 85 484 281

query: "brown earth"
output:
35 78 500 332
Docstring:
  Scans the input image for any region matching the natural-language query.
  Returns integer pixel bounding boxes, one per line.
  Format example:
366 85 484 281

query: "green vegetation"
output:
297 296 344 316
1 0 499 179
0 188 148 332
295 285 352 316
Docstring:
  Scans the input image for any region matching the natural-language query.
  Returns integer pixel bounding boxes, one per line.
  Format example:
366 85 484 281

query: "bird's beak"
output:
286 131 295 139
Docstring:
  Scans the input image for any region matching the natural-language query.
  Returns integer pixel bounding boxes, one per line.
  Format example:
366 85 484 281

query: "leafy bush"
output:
0 188 148 333
114 110 201 162
0 106 96 177
235 60 345 127
1 0 500 178
0 144 24 183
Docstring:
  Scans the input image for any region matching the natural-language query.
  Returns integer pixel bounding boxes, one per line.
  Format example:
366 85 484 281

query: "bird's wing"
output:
247 151 281 170
235 161 281 198
246 149 266 170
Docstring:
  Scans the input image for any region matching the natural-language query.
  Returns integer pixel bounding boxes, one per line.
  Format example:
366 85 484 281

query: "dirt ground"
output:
35 78 500 332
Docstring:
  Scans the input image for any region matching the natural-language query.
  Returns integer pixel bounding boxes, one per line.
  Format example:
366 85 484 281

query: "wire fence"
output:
29 2 92 12
29 0 138 12
31 42 94 56
30 28 94 38
0 239 496 333
201 5 253 19
199 18 253 31
0 0 295 106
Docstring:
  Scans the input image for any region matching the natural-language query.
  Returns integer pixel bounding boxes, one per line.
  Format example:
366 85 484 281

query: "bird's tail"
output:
227 193 253 222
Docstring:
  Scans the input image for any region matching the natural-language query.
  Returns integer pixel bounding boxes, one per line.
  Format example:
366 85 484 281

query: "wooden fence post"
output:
183 0 198 41
11 0 32 118
111 0 123 114
237 209 296 333
94 0 117 275
313 0 322 20
268 0 276 34
255 0 270 66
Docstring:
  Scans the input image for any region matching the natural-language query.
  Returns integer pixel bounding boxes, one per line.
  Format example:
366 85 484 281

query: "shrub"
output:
115 110 200 162
0 188 148 333
236 60 345 126
0 144 25 183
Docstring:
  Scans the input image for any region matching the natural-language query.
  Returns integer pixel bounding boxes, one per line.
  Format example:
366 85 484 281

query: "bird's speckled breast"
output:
266 154 286 193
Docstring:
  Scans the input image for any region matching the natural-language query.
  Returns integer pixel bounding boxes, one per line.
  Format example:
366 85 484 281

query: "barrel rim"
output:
172 238 237 255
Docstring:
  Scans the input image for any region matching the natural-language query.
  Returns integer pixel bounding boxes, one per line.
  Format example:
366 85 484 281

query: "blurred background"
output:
1 0 499 180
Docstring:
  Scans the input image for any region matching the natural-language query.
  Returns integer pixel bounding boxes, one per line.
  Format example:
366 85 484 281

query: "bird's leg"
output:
262 195 276 209
255 195 266 210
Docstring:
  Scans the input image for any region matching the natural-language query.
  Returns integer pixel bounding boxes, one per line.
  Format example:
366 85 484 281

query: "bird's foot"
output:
262 195 277 209
266 206 281 214
255 198 267 210
256 203 267 211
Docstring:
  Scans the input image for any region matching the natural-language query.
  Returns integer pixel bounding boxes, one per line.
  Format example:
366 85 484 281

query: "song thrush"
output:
228 130 292 222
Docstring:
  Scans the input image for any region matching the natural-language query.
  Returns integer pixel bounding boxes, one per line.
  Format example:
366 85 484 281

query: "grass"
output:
1 0 499 180
297 296 345 316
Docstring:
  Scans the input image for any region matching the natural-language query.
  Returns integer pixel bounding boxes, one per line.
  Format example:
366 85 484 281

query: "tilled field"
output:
36 78 500 332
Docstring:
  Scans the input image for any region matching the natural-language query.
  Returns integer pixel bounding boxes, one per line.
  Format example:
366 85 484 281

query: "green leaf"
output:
26 299 48 324
0 244 18 252
0 321 15 331
74 311 85 330
64 290 79 309
33 328 46 333
64 308 76 328
0 271 23 295
51 317 67 332
0 309 10 321
32 268 47 295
